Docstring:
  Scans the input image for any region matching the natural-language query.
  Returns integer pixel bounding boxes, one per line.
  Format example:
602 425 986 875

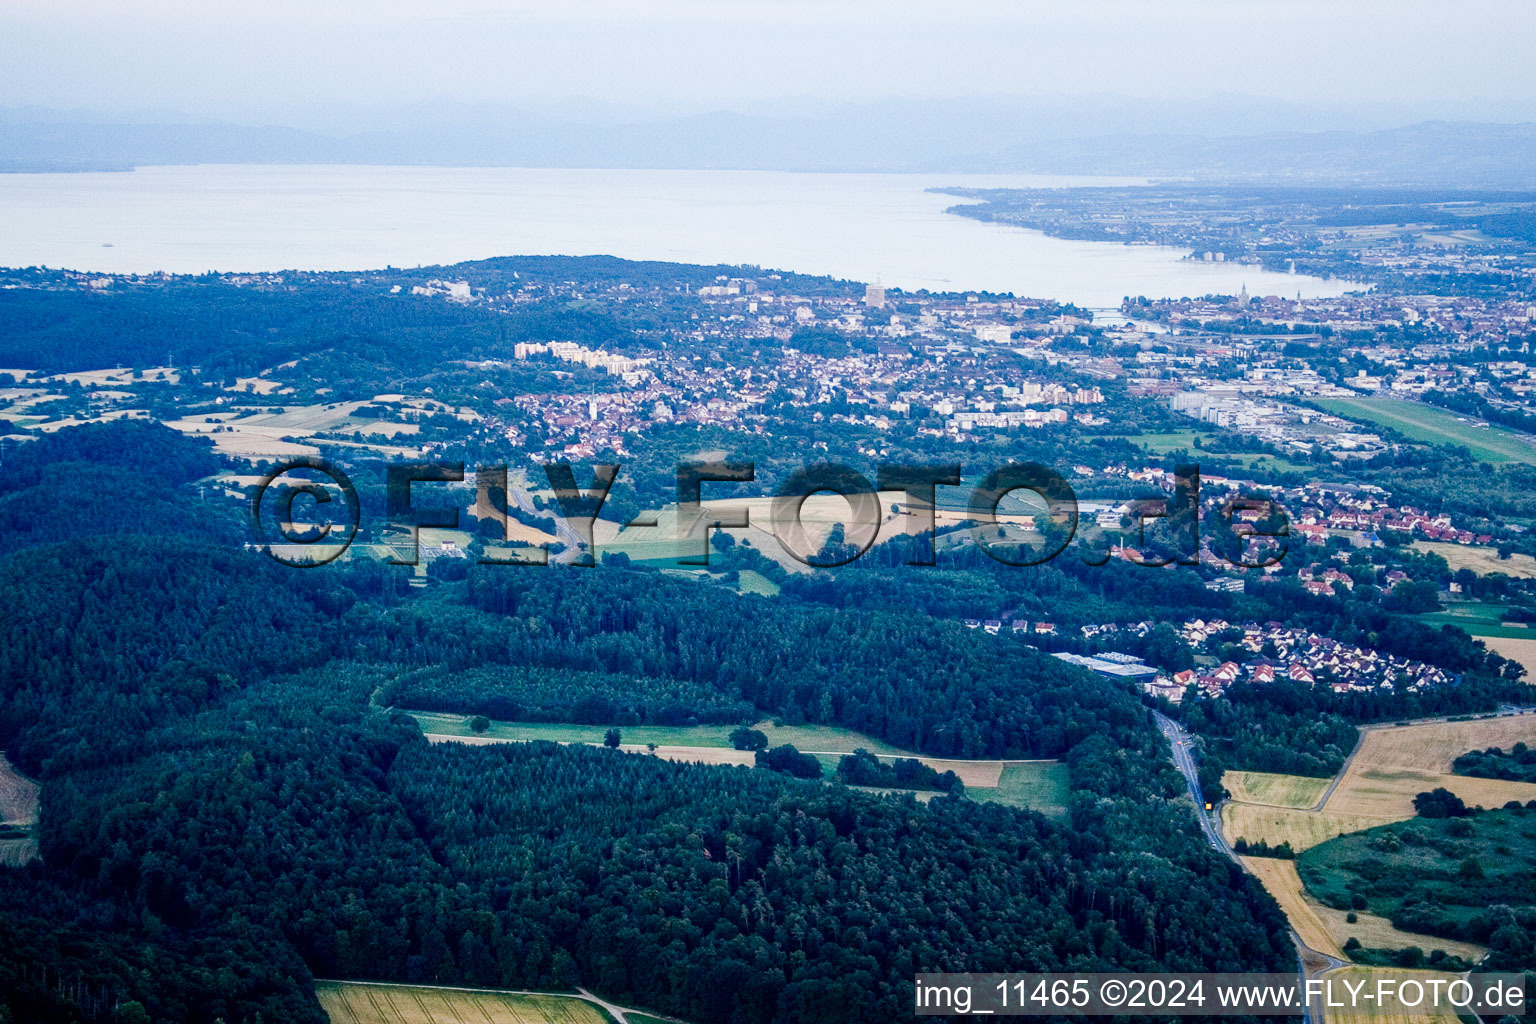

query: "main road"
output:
1152 711 1346 1024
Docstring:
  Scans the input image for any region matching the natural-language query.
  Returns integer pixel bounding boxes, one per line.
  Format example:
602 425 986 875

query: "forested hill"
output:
0 420 1295 1023
0 258 859 376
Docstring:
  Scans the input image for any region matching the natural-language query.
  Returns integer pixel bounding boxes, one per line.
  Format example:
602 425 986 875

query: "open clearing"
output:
1312 397 1536 464
412 714 913 755
1223 770 1330 808
1318 966 1466 1024
1240 857 1486 964
1412 541 1536 579
416 714 1067 815
315 981 614 1024
983 763 1070 816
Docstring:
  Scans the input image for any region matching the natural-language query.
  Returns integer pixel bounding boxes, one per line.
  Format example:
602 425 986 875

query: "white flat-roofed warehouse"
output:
1052 652 1160 681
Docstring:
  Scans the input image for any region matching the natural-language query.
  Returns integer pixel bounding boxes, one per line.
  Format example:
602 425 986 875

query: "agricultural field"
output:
1323 716 1536 819
1226 716 1536 849
1223 770 1330 809
315 981 615 1024
1411 541 1536 579
1354 716 1536 774
1312 397 1536 464
227 376 290 395
1222 803 1387 853
1229 717 1536 977
1417 602 1536 641
1476 635 1536 678
165 398 437 460
51 366 180 387
1318 967 1466 1024
1324 764 1536 819
1240 857 1486 964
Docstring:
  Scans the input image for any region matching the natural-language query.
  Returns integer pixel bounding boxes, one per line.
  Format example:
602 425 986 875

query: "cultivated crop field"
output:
1411 541 1536 579
1418 602 1536 640
1318 967 1466 1024
315 981 614 1024
1239 856 1345 959
1224 716 1536 848
1477 634 1536 677
1223 770 1329 808
592 494 911 572
1355 716 1536 773
1324 764 1536 819
1323 715 1536 818
1222 803 1385 853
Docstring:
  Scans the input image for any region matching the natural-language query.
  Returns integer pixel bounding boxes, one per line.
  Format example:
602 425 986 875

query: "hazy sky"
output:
4 0 1534 121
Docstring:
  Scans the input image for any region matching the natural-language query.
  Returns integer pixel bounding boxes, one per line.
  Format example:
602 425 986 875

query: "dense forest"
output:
0 420 1299 1024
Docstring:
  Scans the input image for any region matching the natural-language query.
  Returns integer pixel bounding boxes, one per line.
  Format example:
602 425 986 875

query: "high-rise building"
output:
864 283 885 308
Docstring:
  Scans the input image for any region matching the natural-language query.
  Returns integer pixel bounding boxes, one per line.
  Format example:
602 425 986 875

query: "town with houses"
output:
3 230 1535 718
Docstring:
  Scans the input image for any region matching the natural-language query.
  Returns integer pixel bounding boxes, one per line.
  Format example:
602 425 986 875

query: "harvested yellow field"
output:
1240 858 1486 963
1479 636 1536 679
315 981 613 1024
1223 803 1385 853
1325 765 1536 819
166 418 320 458
1320 716 1536 819
908 758 1006 788
1223 770 1330 809
1352 717 1536 774
1319 967 1466 1024
1240 856 1346 959
1412 540 1536 579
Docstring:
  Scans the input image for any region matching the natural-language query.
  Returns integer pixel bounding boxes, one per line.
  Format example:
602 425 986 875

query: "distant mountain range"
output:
3 99 1534 186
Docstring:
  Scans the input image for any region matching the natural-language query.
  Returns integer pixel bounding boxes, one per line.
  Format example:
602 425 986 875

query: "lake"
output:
0 164 1355 307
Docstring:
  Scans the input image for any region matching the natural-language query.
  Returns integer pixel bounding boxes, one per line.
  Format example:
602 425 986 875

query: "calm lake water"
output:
0 165 1354 306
